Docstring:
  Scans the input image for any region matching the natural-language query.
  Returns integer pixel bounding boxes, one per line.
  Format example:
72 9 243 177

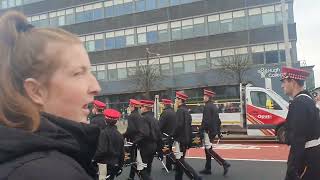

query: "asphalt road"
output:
117 158 287 180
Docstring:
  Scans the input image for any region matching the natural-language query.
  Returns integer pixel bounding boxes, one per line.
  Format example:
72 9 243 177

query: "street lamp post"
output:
281 0 292 67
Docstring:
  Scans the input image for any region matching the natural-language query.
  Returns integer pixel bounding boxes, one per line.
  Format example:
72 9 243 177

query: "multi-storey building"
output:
1 0 300 109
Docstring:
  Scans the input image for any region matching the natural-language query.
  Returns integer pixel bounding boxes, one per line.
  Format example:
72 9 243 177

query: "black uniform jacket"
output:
123 109 142 143
285 90 320 179
139 111 162 157
90 113 107 129
94 124 125 167
173 104 193 146
0 112 100 180
200 101 221 139
159 106 176 136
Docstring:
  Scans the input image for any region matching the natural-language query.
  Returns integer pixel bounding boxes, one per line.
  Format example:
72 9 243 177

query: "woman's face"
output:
42 43 101 122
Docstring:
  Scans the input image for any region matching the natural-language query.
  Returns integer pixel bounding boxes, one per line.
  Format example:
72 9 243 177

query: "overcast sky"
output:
294 0 320 87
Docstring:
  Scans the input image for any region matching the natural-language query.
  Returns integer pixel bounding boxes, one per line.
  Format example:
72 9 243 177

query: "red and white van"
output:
189 84 289 143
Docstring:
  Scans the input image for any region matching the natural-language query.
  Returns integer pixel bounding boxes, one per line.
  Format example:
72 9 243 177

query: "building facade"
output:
1 0 300 109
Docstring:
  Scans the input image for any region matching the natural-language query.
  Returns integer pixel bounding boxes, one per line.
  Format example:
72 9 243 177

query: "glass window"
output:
105 32 115 49
75 7 86 23
261 6 275 26
108 64 118 81
38 14 48 27
193 17 206 37
104 1 114 17
135 0 145 12
65 9 75 25
85 35 95 52
265 51 279 64
158 0 169 8
8 0 14 7
210 50 222 67
173 56 183 75
160 57 171 75
147 25 158 44
15 0 22 6
195 53 207 71
1 0 7 8
158 23 169 42
170 0 179 6
95 34 104 51
252 53 264 64
93 4 104 20
208 15 220 35
58 16 65 26
279 50 286 62
115 30 126 49
251 91 267 108
275 11 282 24
97 65 106 80
123 0 134 15
114 0 125 16
86 41 95 52
265 44 278 64
83 5 94 22
171 21 181 40
249 8 262 29
146 0 156 10
49 12 59 27
183 54 195 73
181 19 193 39
220 13 232 33
233 10 246 31
137 27 147 44
251 91 282 110
127 61 137 77
117 63 127 79
251 45 265 64
125 29 135 46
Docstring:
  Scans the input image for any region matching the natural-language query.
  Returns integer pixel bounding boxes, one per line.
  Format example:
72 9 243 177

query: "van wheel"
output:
277 126 286 144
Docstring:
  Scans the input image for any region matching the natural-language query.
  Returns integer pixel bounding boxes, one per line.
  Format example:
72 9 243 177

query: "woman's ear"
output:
23 78 47 106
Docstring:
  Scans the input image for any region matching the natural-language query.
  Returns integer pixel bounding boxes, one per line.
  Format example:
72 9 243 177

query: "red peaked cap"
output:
281 66 310 81
93 100 106 109
162 99 172 105
204 89 216 97
129 99 141 106
140 100 154 108
176 91 188 101
104 109 121 121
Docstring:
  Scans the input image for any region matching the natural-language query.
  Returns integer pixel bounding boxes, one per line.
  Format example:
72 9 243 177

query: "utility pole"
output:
281 0 292 67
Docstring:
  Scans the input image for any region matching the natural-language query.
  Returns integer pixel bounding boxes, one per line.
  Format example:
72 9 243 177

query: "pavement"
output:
116 120 289 180
116 142 289 180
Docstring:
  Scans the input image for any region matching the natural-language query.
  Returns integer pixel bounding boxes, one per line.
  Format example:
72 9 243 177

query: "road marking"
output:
186 157 287 162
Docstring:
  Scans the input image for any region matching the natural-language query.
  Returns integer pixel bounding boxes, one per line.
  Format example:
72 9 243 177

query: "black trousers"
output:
165 145 174 170
106 165 118 180
175 145 201 180
285 145 320 180
204 147 226 169
129 147 155 180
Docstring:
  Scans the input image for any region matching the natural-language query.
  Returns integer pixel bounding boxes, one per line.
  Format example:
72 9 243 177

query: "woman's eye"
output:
74 71 84 76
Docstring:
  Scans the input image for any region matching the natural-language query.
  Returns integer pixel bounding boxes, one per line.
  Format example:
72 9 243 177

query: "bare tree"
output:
216 54 251 84
133 49 162 99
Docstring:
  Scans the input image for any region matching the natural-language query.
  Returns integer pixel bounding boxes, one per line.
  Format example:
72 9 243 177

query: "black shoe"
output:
199 169 212 175
223 162 231 176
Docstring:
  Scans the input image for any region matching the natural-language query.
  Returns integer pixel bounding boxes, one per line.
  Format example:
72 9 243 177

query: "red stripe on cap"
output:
93 100 106 109
176 91 188 100
104 109 121 120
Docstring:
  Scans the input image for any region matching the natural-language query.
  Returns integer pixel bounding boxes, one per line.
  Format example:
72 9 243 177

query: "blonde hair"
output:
0 11 81 131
